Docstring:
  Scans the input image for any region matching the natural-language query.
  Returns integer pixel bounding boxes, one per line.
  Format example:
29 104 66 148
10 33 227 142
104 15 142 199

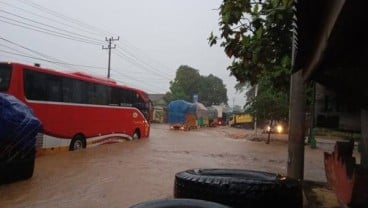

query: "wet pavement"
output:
0 124 342 207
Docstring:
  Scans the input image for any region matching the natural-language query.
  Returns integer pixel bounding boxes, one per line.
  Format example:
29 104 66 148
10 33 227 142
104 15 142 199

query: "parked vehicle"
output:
229 113 253 128
167 100 197 130
0 62 151 155
0 93 42 184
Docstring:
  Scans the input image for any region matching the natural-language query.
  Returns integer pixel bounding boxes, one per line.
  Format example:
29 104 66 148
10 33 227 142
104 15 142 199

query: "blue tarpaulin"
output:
167 100 196 124
0 93 42 151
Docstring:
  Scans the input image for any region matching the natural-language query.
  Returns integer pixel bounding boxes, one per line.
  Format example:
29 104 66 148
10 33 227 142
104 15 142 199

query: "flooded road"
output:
0 124 330 207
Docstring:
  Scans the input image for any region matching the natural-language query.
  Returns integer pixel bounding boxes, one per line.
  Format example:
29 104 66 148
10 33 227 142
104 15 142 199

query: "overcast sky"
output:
0 0 246 106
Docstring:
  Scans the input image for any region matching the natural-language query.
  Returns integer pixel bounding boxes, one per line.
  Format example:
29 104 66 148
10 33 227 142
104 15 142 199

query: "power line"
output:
0 36 100 71
15 0 112 36
0 48 106 70
3 0 174 81
7 0 174 79
0 19 100 45
0 1 106 39
0 16 101 45
111 69 168 93
0 43 167 93
1 0 172 92
0 10 105 44
0 46 166 94
0 35 168 93
115 49 172 81
0 37 77 70
0 43 32 56
1 36 71 64
117 44 175 77
116 47 173 79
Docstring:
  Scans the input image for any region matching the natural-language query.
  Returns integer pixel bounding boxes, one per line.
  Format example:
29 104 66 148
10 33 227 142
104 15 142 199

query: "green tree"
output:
209 0 293 91
166 65 201 102
245 78 288 121
164 65 228 106
209 0 293 134
199 74 228 106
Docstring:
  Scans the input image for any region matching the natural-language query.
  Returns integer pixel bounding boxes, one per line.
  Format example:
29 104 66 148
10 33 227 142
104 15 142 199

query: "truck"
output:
167 100 197 131
229 113 253 128
207 107 218 127
212 105 225 125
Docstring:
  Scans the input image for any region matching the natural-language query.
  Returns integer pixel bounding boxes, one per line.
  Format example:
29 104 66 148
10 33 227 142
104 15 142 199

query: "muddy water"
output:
0 124 328 208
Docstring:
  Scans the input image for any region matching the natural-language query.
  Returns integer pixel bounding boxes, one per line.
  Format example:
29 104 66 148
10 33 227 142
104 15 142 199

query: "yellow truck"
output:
229 113 253 128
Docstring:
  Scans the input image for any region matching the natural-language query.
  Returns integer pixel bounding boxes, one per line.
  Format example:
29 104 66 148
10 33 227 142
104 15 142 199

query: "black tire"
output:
174 169 302 208
0 144 35 185
129 198 231 208
69 134 86 151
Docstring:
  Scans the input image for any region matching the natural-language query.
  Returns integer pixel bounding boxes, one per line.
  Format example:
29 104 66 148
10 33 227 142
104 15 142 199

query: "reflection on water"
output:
0 124 327 208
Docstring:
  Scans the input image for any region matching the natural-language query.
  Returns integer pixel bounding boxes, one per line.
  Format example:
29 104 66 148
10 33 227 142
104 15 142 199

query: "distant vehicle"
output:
0 62 152 154
229 113 253 128
212 105 225 126
263 121 286 134
207 106 218 127
167 100 197 131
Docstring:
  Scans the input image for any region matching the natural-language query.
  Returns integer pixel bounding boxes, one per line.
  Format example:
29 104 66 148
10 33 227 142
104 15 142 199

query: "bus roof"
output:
3 62 150 101
69 71 117 84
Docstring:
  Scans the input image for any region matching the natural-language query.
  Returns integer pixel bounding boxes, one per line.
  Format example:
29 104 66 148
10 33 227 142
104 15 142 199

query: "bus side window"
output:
24 70 47 101
96 84 108 105
0 64 11 91
111 87 120 105
62 78 73 103
47 75 62 102
73 80 87 104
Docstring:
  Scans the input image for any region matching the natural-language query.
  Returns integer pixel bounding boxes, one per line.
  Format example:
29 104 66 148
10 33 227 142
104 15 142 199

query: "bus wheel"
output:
69 135 86 151
133 130 140 140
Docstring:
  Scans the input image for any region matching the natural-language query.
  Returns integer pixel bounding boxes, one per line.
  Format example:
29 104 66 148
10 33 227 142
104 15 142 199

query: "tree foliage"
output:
164 65 228 106
209 0 294 122
168 65 201 102
198 74 228 106
245 77 289 122
209 0 293 92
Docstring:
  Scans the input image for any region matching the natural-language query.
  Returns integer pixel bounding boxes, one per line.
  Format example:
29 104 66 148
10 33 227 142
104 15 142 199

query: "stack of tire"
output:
130 168 302 208
174 169 303 208
0 93 42 185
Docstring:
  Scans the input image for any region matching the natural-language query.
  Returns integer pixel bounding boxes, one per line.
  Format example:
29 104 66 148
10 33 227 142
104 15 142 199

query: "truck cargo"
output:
167 100 197 130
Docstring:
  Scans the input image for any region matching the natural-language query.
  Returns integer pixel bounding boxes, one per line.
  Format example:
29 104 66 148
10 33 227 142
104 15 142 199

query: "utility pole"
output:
102 36 119 78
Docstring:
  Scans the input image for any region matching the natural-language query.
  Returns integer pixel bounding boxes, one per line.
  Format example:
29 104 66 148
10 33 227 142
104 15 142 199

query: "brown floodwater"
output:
0 124 332 207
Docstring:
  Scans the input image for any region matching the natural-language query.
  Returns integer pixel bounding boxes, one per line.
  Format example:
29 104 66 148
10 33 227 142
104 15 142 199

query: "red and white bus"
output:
0 62 152 154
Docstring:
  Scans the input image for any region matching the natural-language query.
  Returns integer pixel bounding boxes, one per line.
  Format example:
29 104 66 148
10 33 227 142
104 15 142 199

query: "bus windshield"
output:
0 64 11 92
